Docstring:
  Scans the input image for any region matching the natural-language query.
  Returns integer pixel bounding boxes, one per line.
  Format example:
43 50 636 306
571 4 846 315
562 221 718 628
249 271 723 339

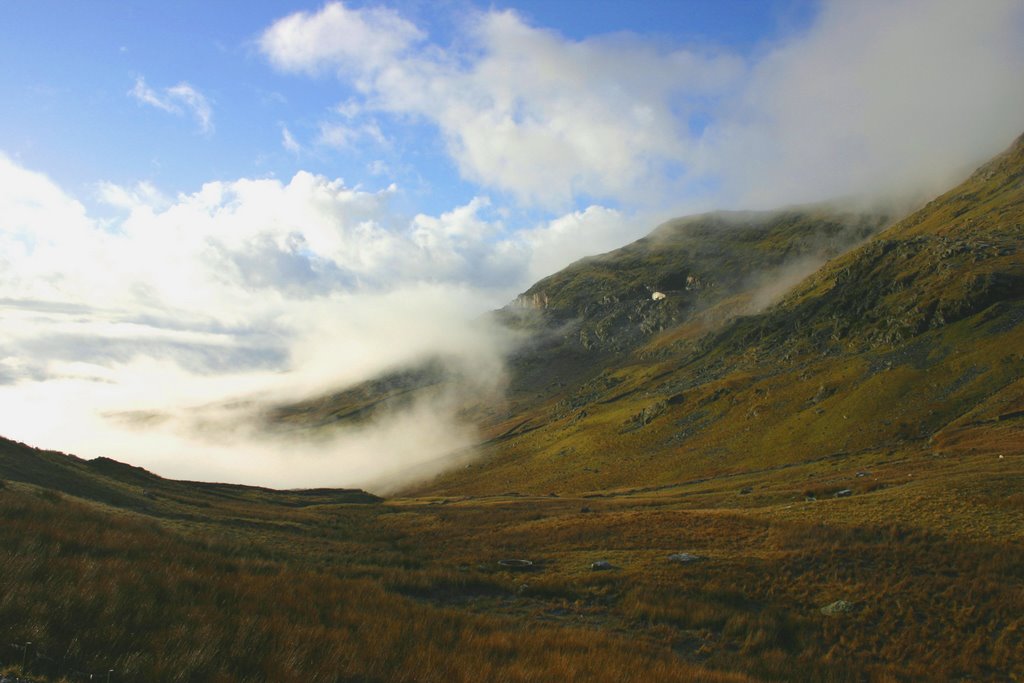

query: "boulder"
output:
820 599 855 616
498 559 534 570
668 552 702 564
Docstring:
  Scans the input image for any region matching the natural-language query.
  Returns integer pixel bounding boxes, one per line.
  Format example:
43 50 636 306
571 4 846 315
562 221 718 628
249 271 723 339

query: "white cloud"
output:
419 12 740 208
130 77 214 134
167 83 213 134
511 206 647 285
260 0 1024 211
261 4 741 208
281 125 301 153
317 119 387 150
3 149 650 320
130 77 176 112
700 0 1024 207
367 159 390 176
259 1 424 75
0 153 635 489
334 99 364 118
96 180 170 211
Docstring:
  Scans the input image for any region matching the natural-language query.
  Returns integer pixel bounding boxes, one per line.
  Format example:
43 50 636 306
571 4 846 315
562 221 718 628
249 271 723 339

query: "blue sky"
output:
0 0 812 218
0 0 1022 487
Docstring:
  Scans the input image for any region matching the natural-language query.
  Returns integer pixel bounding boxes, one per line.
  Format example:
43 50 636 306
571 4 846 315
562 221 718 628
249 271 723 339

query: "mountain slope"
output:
412 133 1024 496
1 140 1022 683
0 435 380 514
505 206 892 353
270 205 895 454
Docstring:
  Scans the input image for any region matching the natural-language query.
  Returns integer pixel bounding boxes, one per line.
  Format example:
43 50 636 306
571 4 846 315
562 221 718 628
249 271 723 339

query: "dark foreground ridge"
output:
0 436 380 514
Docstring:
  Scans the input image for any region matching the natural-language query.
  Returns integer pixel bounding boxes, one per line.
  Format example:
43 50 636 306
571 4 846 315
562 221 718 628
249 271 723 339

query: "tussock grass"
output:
4 446 1021 682
0 484 761 682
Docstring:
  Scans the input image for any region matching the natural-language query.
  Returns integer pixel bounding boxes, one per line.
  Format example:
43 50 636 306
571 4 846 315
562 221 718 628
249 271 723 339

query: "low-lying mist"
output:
0 286 518 493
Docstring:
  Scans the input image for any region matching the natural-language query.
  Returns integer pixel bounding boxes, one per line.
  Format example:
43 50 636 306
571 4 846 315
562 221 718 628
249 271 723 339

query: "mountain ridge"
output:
406 130 1024 496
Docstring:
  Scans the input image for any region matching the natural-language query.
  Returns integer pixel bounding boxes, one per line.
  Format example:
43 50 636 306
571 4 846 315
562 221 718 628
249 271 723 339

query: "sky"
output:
0 0 1022 489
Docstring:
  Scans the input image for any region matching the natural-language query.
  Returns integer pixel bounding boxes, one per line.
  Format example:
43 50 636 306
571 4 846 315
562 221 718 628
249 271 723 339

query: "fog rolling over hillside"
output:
403 131 1024 496
275 203 896 483
1 0 1022 490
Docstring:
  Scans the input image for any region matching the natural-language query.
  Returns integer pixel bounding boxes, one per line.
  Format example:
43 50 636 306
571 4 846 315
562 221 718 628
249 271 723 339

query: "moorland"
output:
2 133 1023 681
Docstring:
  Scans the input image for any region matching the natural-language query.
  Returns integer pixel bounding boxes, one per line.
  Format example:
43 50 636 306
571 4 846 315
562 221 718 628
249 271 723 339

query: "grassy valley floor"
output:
1 442 1021 682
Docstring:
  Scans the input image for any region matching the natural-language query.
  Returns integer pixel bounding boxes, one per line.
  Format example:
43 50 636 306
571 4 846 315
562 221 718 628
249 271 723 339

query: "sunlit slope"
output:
415 133 1024 495
502 205 892 353
273 206 893 445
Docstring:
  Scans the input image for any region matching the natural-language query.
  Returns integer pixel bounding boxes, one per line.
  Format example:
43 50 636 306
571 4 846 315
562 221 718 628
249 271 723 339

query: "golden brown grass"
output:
0 482 761 682
3 445 1021 682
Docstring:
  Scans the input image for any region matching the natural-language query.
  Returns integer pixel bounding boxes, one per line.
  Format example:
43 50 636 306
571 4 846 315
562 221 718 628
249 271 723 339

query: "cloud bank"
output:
261 0 1024 210
0 153 634 488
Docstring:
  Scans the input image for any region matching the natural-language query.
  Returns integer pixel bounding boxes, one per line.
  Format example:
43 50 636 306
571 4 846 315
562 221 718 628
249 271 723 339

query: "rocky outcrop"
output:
820 599 855 615
511 291 549 309
502 208 891 355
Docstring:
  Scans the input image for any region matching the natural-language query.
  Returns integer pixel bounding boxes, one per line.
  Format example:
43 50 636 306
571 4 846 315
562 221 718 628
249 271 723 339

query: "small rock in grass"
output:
820 599 855 615
668 552 702 564
591 560 613 571
498 559 534 570
834 489 853 498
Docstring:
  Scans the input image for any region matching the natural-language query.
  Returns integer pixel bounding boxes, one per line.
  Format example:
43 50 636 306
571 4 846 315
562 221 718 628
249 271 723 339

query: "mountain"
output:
400 133 1024 496
251 132 1024 502
267 204 896 460
503 204 892 354
2 135 1022 683
0 435 380 513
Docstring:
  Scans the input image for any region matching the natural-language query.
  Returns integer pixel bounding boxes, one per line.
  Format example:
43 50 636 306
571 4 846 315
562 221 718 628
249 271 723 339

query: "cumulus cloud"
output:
259 1 424 75
130 77 214 134
0 153 635 488
260 0 1024 210
261 4 741 208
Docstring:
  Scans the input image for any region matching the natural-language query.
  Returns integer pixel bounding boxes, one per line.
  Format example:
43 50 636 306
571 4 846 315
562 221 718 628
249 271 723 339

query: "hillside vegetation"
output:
2 135 1023 681
414 133 1024 497
273 203 894 454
